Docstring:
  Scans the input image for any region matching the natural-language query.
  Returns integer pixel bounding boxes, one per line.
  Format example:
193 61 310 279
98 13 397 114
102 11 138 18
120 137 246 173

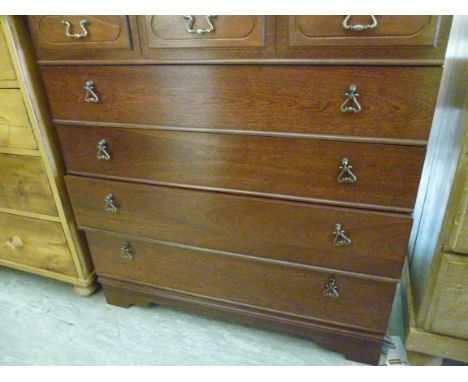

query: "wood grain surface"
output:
287 16 439 47
0 89 36 150
42 65 441 141
142 16 265 48
101 276 385 364
27 16 141 62
426 253 468 339
0 153 57 215
86 230 396 333
0 21 16 81
58 125 426 210
27 16 131 49
67 175 412 278
0 212 76 276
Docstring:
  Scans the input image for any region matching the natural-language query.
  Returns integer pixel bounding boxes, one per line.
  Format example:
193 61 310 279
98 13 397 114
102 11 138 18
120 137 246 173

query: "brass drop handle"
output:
323 278 339 298
183 15 217 34
4 236 24 251
337 158 357 184
340 84 361 113
333 224 351 247
97 139 111 160
342 15 378 31
120 242 133 260
84 80 99 103
62 19 89 39
104 194 118 213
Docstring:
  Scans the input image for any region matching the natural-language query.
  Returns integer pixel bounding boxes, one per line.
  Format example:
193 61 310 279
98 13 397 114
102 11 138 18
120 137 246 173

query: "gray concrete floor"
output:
0 266 404 365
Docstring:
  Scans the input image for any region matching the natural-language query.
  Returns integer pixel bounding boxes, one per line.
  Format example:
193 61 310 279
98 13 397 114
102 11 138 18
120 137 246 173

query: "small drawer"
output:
27 16 137 61
42 65 442 142
138 16 274 60
58 125 425 211
287 16 441 47
0 153 57 216
0 89 37 150
277 16 450 62
427 253 468 339
87 230 397 333
0 20 16 82
0 212 76 277
66 175 412 278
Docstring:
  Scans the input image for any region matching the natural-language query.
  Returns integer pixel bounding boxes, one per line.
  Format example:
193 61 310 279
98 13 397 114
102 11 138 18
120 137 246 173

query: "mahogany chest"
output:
26 15 451 364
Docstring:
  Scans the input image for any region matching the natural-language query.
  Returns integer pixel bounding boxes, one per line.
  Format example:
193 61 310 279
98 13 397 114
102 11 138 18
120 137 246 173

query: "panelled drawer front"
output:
141 16 265 49
42 65 441 141
0 20 16 81
0 89 37 150
0 212 76 277
287 16 441 47
427 253 468 339
28 16 131 50
87 230 396 332
0 153 57 215
58 125 425 210
67 176 412 278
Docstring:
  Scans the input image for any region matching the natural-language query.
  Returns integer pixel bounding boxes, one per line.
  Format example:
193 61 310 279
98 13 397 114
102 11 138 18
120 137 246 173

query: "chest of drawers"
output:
0 17 95 295
26 15 451 364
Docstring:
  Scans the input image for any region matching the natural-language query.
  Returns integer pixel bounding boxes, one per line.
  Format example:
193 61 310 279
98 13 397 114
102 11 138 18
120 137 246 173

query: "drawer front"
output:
58 125 425 210
27 16 138 61
67 176 412 278
286 16 441 47
87 230 396 332
28 16 131 49
0 154 57 215
42 65 441 142
0 89 36 150
0 212 76 277
141 16 264 49
427 253 468 339
0 20 16 81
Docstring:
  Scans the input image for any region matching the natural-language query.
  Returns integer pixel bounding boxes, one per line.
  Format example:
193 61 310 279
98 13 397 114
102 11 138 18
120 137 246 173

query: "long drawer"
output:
0 153 57 215
42 65 441 141
58 125 425 211
0 212 76 277
86 230 396 333
66 176 412 279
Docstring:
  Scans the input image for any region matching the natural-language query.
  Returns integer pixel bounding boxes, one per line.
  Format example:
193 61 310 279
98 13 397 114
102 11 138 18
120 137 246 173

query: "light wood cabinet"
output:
0 16 95 295
404 16 468 365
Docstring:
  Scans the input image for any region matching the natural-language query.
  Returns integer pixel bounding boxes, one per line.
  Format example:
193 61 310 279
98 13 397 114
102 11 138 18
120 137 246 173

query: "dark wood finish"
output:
27 16 141 61
42 65 441 142
68 176 412 278
139 16 275 61
277 16 451 63
58 125 426 211
25 14 451 364
42 65 441 139
142 16 264 48
288 16 440 47
28 16 451 64
87 230 396 333
102 277 384 364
